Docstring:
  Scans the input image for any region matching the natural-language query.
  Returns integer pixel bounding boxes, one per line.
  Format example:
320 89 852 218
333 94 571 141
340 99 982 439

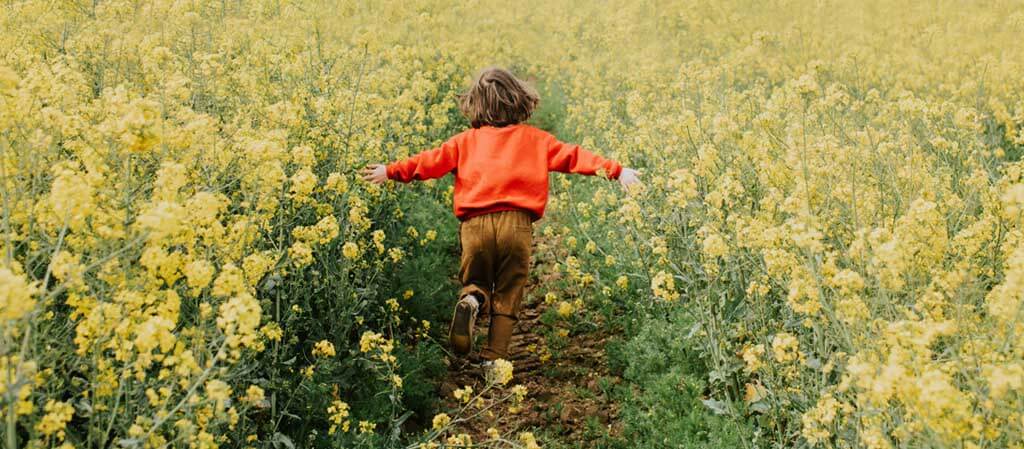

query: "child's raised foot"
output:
448 294 480 356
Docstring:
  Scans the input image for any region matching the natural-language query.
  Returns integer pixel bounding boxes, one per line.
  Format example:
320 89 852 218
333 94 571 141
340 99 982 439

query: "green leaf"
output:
701 398 731 416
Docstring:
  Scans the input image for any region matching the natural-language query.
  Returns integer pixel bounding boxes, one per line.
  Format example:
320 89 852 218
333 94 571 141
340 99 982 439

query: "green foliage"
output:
611 308 758 449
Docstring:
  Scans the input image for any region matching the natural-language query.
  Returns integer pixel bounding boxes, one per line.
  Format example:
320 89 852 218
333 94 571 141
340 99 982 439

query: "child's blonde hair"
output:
458 67 539 128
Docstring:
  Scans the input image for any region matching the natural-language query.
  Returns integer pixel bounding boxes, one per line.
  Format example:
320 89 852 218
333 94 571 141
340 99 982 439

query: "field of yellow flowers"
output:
2 0 1023 448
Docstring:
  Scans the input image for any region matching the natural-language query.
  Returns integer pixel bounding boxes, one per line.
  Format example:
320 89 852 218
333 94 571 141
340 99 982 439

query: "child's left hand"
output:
360 164 388 184
619 168 642 189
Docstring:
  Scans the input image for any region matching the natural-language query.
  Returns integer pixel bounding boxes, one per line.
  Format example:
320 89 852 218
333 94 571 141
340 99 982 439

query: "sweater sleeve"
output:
386 134 460 182
546 133 623 179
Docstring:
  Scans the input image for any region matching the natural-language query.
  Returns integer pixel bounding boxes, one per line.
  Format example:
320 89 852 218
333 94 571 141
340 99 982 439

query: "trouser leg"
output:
458 219 493 309
480 212 532 360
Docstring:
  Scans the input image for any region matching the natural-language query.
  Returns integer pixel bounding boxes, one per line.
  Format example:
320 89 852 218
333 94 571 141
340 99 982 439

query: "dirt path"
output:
438 249 624 447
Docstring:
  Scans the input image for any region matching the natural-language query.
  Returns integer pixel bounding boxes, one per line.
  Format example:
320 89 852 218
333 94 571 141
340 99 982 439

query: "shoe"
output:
461 354 494 380
464 353 493 368
479 359 496 379
448 294 479 356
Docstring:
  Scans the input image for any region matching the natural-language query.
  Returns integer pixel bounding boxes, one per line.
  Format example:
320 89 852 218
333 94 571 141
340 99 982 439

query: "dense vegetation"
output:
2 1 1023 448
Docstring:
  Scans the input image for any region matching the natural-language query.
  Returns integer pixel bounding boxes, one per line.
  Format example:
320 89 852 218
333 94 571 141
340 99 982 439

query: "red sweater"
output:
386 124 623 221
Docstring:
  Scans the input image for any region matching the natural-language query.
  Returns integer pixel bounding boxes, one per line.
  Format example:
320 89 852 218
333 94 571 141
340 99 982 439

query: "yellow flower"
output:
342 242 360 260
772 333 799 363
183 259 215 295
740 344 765 373
360 331 384 353
206 379 232 402
801 392 842 444
615 275 629 289
136 201 186 242
292 215 339 245
290 145 315 166
651 271 679 301
372 230 386 253
519 432 541 449
289 168 317 200
312 340 336 357
36 400 74 439
386 298 400 312
0 65 18 91
388 247 404 262
211 263 246 298
327 400 350 434
243 385 265 405
700 230 728 258
288 241 314 268
358 420 376 434
242 252 276 284
446 434 472 446
217 293 262 351
983 363 1024 400
200 301 215 319
556 301 573 318
48 166 95 231
325 172 349 194
261 322 283 341
488 359 514 385
431 412 451 430
0 265 39 321
453 385 473 403
117 98 162 152
49 251 85 289
544 292 557 304
511 384 528 402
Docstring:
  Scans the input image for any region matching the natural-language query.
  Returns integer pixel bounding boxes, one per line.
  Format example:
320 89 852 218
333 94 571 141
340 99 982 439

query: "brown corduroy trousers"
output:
458 210 532 360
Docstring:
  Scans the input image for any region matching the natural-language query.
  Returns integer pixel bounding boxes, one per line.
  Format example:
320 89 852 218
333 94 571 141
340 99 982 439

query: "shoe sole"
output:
449 300 477 356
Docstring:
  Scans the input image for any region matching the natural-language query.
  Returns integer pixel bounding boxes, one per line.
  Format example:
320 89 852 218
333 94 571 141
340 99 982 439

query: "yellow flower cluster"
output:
35 400 74 440
312 340 336 358
452 386 473 404
327 400 351 435
487 359 515 386
529 0 1024 447
0 0 476 445
519 432 542 449
431 413 451 431
0 264 39 321
243 385 265 405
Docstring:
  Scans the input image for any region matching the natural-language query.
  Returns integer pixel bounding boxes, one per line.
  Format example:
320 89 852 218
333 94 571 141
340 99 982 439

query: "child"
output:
360 67 640 368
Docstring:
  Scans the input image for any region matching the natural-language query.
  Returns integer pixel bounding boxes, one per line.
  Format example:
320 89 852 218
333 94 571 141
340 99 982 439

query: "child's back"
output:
386 123 624 221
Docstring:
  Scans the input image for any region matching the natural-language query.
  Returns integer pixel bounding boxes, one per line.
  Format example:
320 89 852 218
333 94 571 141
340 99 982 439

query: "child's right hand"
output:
619 168 642 189
360 164 388 184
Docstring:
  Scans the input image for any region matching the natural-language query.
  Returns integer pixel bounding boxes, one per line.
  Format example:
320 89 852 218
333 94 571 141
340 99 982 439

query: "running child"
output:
360 67 640 368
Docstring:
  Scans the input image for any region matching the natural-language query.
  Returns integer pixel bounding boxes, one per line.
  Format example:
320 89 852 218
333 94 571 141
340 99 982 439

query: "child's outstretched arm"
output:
546 135 642 188
360 136 460 184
